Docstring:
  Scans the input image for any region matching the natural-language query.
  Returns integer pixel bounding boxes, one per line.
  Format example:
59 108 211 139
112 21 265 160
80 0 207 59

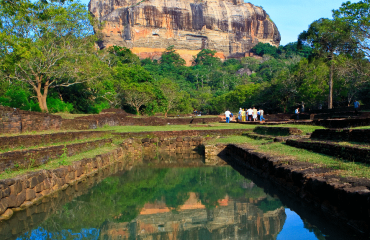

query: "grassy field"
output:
209 135 370 179
101 123 324 134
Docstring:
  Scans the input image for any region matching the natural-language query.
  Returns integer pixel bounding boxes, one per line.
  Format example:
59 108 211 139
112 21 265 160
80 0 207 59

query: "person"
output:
295 108 299 120
225 109 231 123
241 108 246 122
247 107 253 121
354 100 360 114
252 107 257 121
238 108 242 122
259 109 265 122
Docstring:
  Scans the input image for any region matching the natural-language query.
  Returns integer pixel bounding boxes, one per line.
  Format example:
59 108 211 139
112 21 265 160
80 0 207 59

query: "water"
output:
0 158 365 240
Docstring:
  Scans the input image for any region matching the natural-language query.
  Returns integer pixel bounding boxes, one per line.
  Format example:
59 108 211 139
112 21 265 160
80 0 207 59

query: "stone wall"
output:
0 106 62 134
253 127 303 136
0 158 129 239
223 143 370 235
313 118 370 128
204 144 228 165
0 106 221 134
114 128 250 139
285 139 370 164
0 139 112 173
0 147 125 220
311 129 370 142
0 131 109 150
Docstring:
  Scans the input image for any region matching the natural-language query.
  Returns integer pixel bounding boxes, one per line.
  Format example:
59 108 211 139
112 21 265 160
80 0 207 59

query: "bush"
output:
0 87 41 111
47 97 74 113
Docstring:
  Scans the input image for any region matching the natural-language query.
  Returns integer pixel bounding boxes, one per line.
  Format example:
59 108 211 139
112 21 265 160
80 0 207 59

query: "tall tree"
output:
1 0 103 112
298 18 357 108
334 0 370 57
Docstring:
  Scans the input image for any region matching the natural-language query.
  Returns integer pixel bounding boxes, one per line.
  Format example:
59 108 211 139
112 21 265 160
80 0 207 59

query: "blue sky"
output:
248 0 346 45
80 0 347 46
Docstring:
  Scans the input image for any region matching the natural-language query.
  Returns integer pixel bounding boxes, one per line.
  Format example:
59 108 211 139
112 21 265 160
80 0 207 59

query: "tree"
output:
1 0 103 112
298 18 358 109
123 85 153 115
334 0 370 57
252 42 279 58
158 79 180 117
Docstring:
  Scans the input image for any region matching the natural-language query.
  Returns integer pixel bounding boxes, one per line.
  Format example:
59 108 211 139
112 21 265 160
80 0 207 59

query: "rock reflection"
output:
3 159 286 240
102 193 286 240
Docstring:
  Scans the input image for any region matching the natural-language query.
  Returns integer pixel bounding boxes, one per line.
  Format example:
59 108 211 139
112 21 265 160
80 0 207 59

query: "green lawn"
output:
209 135 370 179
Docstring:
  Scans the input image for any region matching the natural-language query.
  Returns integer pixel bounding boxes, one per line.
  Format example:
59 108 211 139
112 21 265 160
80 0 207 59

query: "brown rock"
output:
34 182 44 193
16 190 26 207
27 177 38 188
1 187 10 199
0 198 9 215
9 181 23 195
0 209 13 221
25 189 36 201
89 0 280 65
5 194 16 208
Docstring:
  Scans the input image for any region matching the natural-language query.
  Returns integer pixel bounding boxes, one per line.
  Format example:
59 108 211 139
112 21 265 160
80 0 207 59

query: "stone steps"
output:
0 138 113 173
286 139 370 164
0 131 111 151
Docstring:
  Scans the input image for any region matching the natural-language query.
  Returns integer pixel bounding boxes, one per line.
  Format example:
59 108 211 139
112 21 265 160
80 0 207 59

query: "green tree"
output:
298 18 358 109
1 0 105 112
334 0 370 57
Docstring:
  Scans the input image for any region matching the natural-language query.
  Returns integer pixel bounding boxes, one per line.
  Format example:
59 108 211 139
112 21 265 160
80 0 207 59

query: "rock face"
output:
89 0 281 65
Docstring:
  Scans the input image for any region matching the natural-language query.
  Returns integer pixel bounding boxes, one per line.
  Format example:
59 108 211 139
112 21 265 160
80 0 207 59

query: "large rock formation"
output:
89 0 281 65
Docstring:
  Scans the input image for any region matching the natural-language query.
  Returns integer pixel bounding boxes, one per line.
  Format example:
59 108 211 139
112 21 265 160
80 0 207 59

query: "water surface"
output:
0 158 364 240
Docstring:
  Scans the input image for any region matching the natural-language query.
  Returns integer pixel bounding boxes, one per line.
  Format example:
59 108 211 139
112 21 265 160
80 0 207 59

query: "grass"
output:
0 135 112 153
210 135 370 179
0 129 96 137
102 123 257 133
262 124 324 135
0 144 119 180
52 113 91 119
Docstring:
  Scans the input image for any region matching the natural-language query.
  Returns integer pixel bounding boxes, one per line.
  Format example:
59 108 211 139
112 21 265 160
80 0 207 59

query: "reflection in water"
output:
0 158 359 240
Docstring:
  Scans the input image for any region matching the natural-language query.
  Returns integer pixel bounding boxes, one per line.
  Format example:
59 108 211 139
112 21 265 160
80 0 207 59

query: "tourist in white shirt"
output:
225 109 231 123
247 108 253 121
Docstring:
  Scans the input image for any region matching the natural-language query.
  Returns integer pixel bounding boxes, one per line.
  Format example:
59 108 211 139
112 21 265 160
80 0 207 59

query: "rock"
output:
0 209 13 221
89 0 281 65
25 189 36 201
236 68 253 76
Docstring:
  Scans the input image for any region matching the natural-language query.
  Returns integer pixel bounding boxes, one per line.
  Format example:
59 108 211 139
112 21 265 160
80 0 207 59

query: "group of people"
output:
224 107 265 123
238 107 265 122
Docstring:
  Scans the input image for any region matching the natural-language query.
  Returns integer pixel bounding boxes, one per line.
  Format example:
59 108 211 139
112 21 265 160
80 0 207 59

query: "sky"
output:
247 0 347 45
80 0 347 46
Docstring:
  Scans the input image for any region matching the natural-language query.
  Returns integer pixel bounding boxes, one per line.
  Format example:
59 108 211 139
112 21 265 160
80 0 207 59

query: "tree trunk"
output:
135 107 140 115
164 111 168 118
35 76 49 113
328 55 334 109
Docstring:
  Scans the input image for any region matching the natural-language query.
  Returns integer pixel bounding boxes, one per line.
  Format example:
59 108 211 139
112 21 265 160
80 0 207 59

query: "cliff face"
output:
89 0 281 65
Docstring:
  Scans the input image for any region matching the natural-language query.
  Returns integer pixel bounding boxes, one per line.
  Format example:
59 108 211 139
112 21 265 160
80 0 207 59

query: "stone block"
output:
25 189 36 201
34 182 44 193
1 187 10 199
9 182 23 196
0 198 9 215
16 190 26 207
27 177 38 189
